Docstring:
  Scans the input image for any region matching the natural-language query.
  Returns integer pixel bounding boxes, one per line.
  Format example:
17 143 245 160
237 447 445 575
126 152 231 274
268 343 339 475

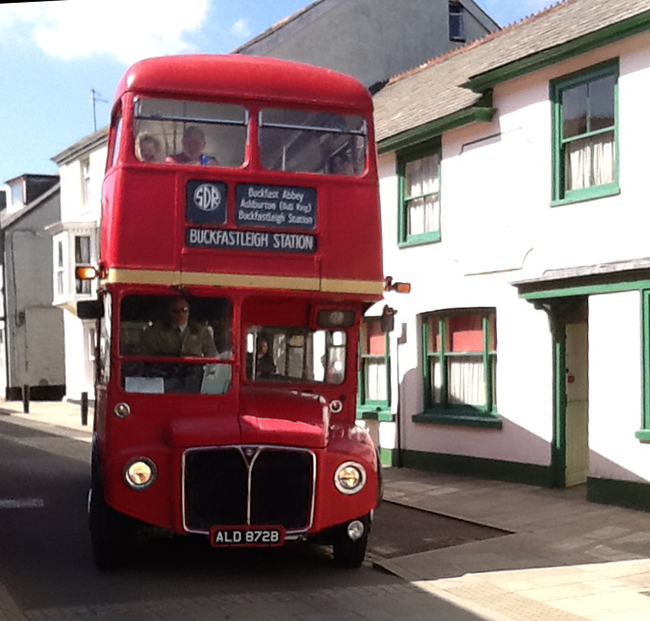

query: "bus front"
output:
84 55 385 570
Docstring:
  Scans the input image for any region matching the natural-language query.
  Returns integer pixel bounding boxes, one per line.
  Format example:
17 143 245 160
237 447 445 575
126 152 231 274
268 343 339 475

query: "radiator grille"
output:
183 446 315 534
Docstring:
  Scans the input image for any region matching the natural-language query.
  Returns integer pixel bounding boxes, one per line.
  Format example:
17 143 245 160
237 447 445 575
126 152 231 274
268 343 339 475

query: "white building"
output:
368 0 650 510
50 129 106 402
0 174 64 401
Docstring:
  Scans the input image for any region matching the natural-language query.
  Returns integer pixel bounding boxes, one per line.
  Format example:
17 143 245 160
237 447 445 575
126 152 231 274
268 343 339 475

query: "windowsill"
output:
635 429 650 442
356 405 394 422
413 409 502 429
551 183 620 207
398 233 441 248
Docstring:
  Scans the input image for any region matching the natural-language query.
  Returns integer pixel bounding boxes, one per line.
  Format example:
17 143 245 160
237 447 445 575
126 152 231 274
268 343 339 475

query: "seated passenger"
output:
166 126 219 166
330 152 355 176
246 338 276 378
135 132 162 163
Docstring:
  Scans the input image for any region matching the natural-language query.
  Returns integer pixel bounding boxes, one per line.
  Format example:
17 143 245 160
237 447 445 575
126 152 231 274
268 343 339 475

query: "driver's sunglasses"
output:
171 307 189 314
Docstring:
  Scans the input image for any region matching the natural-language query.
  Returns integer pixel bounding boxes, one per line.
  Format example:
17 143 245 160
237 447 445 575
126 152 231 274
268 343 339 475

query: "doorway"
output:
553 298 589 487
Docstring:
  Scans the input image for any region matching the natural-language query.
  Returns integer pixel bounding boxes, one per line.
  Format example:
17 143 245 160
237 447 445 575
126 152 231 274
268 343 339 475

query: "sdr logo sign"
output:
194 184 221 211
186 180 227 225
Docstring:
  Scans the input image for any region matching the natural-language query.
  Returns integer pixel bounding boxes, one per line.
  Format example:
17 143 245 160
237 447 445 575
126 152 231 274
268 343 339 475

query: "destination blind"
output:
186 228 317 254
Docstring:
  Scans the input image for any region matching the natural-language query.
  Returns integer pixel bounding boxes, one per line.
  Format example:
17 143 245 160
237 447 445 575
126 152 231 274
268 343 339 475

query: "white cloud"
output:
0 0 210 64
231 18 251 39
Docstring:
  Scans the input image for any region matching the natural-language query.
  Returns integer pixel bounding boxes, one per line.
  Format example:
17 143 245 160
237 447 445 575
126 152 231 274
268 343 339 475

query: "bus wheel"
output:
88 482 132 570
332 516 370 569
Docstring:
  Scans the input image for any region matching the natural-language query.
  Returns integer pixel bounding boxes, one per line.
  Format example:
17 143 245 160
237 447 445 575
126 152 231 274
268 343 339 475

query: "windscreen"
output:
120 294 232 395
246 326 346 385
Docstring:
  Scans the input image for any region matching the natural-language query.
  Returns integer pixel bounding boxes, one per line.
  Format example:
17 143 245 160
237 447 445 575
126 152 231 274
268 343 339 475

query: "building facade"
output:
370 0 650 510
0 174 65 400
50 129 106 402
235 0 499 89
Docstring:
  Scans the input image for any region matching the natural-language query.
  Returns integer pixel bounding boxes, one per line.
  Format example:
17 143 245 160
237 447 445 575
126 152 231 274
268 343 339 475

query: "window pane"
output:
562 84 588 138
365 359 387 401
589 74 615 131
448 355 485 406
406 155 438 198
245 326 346 384
448 314 483 352
449 3 464 41
421 154 440 194
427 318 441 354
564 132 615 191
133 98 247 168
429 356 442 404
363 321 385 356
407 196 439 236
75 236 91 263
259 109 366 175
405 159 422 197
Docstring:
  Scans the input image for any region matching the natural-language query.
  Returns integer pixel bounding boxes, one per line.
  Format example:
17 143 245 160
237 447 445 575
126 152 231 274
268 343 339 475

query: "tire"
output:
332 516 370 569
88 467 133 570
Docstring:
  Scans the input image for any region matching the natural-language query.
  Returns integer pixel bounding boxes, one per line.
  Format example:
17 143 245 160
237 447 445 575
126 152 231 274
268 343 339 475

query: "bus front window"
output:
259 109 367 175
133 98 247 168
246 327 346 385
120 294 232 395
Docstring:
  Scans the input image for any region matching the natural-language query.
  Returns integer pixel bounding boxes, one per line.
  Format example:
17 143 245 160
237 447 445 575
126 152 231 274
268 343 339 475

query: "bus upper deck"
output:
101 55 383 300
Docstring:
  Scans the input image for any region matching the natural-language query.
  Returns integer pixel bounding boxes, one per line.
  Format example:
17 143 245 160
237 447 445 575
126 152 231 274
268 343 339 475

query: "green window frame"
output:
357 318 391 421
397 139 441 246
551 60 619 205
637 290 650 441
415 308 501 428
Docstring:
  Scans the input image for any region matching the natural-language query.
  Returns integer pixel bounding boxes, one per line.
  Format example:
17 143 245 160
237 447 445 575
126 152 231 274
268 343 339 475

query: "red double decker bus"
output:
79 54 386 569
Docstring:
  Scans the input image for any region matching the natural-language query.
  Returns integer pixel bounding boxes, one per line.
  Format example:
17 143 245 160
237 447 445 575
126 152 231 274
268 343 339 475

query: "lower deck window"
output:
246 326 346 385
421 309 497 419
119 294 232 395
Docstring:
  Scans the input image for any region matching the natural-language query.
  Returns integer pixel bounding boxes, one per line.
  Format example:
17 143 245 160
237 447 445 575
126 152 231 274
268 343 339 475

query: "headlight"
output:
124 458 157 489
334 461 366 495
114 402 131 418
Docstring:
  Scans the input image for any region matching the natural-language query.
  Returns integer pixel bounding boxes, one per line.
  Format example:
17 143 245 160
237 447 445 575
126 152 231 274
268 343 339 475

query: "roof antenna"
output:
91 89 108 132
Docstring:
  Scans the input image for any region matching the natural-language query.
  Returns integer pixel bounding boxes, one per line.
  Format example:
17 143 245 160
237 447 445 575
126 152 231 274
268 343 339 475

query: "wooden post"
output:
81 392 89 426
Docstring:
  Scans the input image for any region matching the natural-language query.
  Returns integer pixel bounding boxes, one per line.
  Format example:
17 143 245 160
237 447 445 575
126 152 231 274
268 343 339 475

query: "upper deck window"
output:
133 98 247 168
259 109 367 176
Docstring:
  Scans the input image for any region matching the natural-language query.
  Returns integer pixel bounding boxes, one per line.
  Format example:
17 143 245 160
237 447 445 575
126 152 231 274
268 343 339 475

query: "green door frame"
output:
536 298 588 487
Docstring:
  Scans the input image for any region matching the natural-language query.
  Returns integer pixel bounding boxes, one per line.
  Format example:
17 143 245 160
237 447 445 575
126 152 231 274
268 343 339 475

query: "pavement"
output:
2 399 650 620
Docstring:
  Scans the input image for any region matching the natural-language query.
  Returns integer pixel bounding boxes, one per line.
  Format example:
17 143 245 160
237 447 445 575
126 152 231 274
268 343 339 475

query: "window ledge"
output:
413 410 502 429
357 406 394 422
398 234 440 249
635 429 650 442
551 184 620 207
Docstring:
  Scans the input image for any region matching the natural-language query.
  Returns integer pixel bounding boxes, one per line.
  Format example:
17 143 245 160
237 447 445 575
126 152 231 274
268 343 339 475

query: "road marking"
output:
0 498 45 509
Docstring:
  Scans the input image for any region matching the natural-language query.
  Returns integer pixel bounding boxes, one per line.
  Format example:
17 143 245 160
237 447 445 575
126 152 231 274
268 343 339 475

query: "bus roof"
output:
114 55 372 111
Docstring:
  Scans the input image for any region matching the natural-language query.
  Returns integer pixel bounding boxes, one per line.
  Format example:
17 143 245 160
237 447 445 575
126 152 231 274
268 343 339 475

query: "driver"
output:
142 295 217 358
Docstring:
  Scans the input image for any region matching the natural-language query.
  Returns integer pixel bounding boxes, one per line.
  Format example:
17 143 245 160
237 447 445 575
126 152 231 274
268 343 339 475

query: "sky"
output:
0 0 554 185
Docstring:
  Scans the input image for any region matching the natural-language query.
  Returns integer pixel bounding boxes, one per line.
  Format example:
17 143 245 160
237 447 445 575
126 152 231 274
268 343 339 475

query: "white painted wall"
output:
57 145 105 402
376 30 650 471
589 292 646 483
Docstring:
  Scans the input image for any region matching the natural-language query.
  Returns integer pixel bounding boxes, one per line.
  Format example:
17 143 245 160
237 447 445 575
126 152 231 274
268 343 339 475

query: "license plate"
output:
210 526 285 548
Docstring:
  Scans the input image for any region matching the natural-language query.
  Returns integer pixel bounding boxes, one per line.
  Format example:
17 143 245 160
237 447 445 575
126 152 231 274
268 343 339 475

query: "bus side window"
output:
99 292 112 384
109 114 123 169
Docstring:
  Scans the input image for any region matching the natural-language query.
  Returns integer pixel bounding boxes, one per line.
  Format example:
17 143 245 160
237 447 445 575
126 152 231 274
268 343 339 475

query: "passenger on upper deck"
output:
165 126 219 166
142 295 218 358
330 152 355 176
135 132 162 163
